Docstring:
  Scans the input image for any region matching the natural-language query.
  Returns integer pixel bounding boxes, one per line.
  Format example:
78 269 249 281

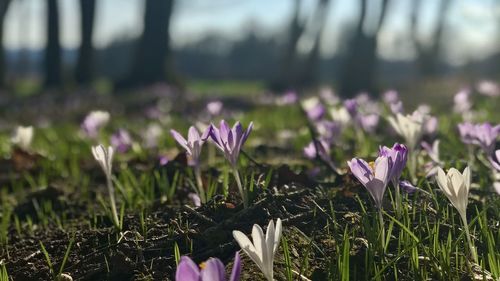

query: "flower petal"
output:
188 126 201 144
347 158 372 186
435 167 450 196
176 256 200 281
273 218 282 254
232 230 262 271
252 224 266 264
200 258 225 281
229 252 242 281
171 130 191 153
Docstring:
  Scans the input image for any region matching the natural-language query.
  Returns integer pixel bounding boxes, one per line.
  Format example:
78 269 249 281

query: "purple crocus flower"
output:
347 156 393 209
159 155 169 166
378 143 408 185
424 116 438 136
170 126 210 166
458 122 500 155
489 149 500 172
453 89 472 114
319 87 339 105
399 180 417 194
209 120 253 167
111 129 132 153
175 252 241 281
277 91 298 105
207 101 223 116
357 113 379 133
477 80 500 97
81 110 110 139
472 123 500 155
390 101 404 114
315 120 342 143
306 103 325 121
344 99 358 117
188 193 202 207
303 139 330 161
383 90 399 105
457 122 476 144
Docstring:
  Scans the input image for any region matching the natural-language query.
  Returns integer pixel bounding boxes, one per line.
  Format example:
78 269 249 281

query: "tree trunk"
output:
411 0 451 76
121 0 175 88
75 0 96 85
0 0 11 88
339 0 390 98
269 0 305 91
297 0 330 88
44 0 62 88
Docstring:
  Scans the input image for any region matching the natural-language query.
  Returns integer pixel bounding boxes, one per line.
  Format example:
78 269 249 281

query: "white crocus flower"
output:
91 145 119 229
329 107 351 126
435 166 477 262
436 167 470 219
233 218 282 281
387 113 424 151
494 182 500 195
11 126 34 150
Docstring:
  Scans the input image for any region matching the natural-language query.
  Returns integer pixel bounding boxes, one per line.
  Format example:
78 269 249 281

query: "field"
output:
0 81 499 281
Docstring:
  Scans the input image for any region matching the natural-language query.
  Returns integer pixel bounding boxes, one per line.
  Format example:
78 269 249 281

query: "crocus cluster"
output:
170 120 253 207
176 252 241 281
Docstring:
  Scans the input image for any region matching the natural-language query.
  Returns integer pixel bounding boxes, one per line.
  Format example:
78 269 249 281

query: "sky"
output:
3 0 500 65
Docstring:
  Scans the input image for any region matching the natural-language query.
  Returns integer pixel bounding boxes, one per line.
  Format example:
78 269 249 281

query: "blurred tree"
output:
271 0 306 91
0 0 11 87
411 0 452 76
75 0 96 85
339 0 390 98
44 0 61 88
119 0 175 88
297 0 330 89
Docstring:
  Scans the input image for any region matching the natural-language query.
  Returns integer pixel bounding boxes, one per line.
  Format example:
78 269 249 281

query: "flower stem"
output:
232 166 248 208
378 209 386 254
194 165 206 204
460 214 478 263
107 176 120 230
394 180 401 218
408 149 418 184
